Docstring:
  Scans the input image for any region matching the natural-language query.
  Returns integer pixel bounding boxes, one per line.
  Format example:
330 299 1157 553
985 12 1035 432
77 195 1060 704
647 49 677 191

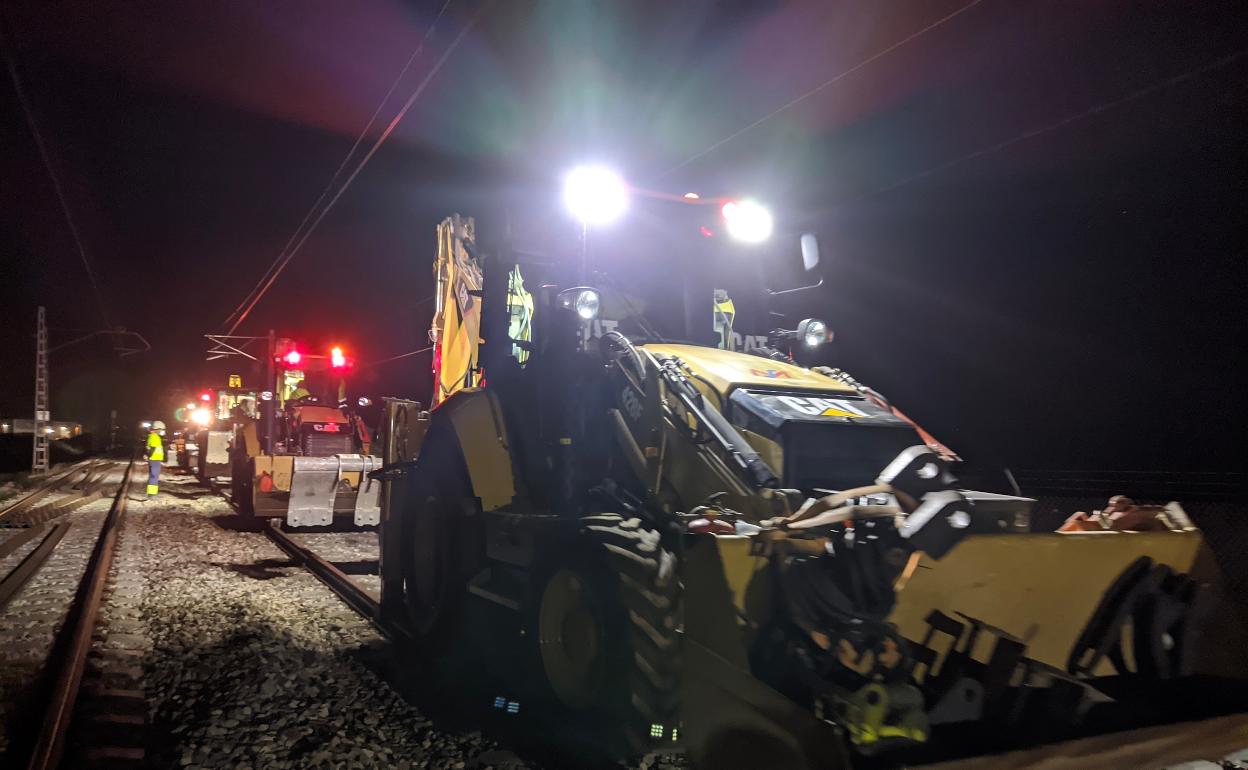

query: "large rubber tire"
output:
397 424 475 641
537 513 682 754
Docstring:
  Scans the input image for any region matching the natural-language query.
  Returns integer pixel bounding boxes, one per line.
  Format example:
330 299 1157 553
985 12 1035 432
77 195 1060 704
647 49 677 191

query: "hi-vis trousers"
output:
147 460 162 497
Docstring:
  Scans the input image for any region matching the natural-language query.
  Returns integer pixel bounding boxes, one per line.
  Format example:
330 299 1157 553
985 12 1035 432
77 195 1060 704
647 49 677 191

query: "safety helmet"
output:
152 420 166 430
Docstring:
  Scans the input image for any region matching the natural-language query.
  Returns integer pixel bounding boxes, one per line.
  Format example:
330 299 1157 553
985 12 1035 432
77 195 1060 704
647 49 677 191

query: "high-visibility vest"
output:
147 432 165 462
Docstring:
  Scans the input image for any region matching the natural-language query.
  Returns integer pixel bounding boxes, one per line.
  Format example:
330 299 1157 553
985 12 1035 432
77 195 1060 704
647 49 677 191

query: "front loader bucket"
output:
248 454 382 527
887 530 1240 677
286 454 382 527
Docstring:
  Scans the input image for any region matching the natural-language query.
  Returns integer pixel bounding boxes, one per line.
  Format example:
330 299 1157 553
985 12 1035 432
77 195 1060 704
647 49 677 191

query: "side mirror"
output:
769 234 824 297
800 233 820 272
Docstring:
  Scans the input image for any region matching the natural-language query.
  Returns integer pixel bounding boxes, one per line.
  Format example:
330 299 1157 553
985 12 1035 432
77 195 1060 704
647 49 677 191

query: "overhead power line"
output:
658 0 988 180
869 47 1248 196
365 345 434 368
225 1 489 336
1 25 112 329
222 0 456 330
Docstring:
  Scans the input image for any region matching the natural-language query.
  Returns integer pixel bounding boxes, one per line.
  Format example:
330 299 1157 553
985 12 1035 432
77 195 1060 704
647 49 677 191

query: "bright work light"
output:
563 165 628 226
721 199 774 243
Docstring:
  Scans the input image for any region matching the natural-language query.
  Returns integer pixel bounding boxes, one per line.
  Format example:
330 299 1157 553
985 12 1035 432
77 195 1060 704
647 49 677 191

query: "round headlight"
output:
798 318 829 348
574 289 600 320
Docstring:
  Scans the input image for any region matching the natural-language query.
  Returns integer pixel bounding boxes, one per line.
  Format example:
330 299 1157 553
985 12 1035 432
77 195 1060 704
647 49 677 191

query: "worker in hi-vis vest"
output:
145 420 166 499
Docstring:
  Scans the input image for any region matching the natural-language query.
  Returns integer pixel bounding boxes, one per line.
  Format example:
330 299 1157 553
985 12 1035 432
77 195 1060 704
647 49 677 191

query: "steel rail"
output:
24 455 135 770
0 521 71 610
263 521 387 632
203 477 400 643
0 459 95 525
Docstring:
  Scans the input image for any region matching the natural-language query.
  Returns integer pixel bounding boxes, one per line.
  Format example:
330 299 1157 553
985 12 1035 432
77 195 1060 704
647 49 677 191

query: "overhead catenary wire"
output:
1 24 112 329
365 345 434 368
868 47 1248 196
225 1 490 336
222 0 456 330
656 0 988 180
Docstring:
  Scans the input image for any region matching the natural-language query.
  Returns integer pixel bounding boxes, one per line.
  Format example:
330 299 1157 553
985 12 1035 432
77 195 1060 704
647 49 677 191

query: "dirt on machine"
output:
367 206 1248 769
230 342 382 528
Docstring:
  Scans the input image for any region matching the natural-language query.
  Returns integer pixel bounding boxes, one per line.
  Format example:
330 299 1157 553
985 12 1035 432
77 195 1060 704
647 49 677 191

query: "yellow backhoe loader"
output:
374 206 1248 769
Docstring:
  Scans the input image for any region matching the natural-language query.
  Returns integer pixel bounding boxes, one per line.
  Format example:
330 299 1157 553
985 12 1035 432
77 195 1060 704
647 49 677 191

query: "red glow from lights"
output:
199 391 212 402
699 226 715 238
283 350 302 366
330 346 347 368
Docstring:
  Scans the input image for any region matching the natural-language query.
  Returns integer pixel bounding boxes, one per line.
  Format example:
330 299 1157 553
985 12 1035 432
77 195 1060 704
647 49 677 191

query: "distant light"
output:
260 390 274 402
721 200 774 243
330 346 347 368
200 391 213 402
563 165 628 226
141 421 152 429
651 724 664 738
699 226 714 238
190 408 212 427
683 192 700 199
185 403 195 410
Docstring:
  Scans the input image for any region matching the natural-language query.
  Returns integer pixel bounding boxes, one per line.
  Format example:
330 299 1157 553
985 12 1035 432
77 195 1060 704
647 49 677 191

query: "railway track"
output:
0 456 138 770
262 522 388 634
0 459 100 527
201 477 390 637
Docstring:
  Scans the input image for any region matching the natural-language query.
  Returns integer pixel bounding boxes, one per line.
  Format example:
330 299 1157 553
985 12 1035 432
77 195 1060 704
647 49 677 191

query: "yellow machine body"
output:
642 343 857 396
382 215 1247 769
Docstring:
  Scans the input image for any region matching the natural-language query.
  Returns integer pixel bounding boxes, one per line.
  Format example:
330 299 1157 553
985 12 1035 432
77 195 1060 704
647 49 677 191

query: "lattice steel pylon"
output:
32 305 49 474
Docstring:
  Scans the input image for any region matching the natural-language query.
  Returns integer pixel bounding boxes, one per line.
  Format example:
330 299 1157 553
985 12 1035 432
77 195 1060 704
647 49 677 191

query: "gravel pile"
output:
133 472 531 770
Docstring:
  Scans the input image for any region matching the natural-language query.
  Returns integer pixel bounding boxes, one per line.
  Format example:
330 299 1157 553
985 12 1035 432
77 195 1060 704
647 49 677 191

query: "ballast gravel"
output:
132 473 527 770
0 467 125 757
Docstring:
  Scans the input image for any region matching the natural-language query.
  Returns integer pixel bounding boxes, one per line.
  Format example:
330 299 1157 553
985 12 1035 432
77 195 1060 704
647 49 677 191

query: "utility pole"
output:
32 306 50 474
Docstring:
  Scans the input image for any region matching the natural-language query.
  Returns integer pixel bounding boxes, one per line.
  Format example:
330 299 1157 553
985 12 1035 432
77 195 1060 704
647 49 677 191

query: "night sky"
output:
1 0 1245 477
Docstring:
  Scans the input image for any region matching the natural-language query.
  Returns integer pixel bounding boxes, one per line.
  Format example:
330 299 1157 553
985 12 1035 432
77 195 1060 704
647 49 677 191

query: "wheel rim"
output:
539 569 605 709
